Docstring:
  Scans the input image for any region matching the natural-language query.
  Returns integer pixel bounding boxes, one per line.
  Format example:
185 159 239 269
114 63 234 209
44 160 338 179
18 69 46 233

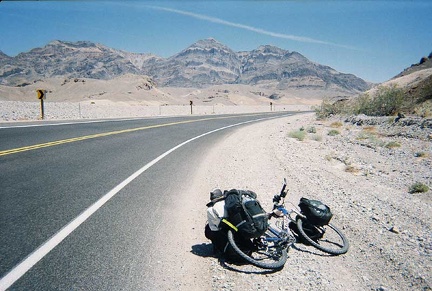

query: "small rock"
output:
389 226 400 234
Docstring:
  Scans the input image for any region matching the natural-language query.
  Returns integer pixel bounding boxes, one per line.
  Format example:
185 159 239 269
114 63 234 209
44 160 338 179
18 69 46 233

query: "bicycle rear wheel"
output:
227 229 288 269
296 218 349 255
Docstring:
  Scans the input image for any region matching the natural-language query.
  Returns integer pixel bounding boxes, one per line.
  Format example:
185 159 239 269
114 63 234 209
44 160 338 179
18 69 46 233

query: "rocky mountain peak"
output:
174 38 235 59
0 50 10 60
192 38 224 48
48 40 99 48
255 45 289 55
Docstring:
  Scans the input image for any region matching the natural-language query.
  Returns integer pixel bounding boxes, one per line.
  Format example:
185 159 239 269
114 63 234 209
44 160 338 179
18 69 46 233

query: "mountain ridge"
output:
0 38 370 95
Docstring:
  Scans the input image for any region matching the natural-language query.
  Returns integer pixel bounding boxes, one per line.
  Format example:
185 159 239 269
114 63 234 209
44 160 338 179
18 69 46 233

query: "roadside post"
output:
36 89 46 119
270 102 273 112
190 100 193 114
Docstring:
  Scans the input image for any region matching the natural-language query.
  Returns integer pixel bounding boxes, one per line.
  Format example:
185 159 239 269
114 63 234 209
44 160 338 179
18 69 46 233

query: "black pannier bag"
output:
224 189 268 239
298 197 333 226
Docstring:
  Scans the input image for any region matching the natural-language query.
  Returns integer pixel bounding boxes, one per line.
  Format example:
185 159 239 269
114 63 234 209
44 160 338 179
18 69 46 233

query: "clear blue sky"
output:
0 1 431 83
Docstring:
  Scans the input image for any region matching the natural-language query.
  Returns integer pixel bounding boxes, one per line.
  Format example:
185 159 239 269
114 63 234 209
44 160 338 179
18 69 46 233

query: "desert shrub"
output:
343 85 405 116
387 116 396 123
409 182 429 194
357 131 375 140
269 93 281 100
385 141 401 148
307 126 317 133
288 130 306 141
310 134 323 141
357 132 371 140
351 93 374 115
328 129 340 136
330 121 343 128
363 126 376 132
345 165 360 174
315 99 345 119
369 86 404 116
325 153 335 161
357 131 385 146
414 152 429 158
414 101 432 117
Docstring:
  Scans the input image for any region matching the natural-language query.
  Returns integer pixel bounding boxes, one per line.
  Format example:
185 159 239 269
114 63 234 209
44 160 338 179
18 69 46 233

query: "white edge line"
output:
0 117 166 129
0 114 288 290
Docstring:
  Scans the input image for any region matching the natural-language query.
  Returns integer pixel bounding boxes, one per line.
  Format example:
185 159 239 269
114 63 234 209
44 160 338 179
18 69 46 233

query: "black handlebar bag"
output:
298 197 333 226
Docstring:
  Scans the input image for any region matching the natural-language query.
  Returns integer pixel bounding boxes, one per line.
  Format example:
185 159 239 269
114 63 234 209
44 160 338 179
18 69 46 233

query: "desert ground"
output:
0 74 335 121
174 112 430 291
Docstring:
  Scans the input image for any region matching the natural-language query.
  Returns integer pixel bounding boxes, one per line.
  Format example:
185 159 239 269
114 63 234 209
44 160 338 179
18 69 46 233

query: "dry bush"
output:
288 130 306 141
385 141 401 149
409 182 429 194
328 129 340 136
330 121 343 128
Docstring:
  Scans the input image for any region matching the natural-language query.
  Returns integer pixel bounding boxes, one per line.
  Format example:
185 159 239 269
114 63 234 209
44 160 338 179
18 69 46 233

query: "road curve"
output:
0 112 294 290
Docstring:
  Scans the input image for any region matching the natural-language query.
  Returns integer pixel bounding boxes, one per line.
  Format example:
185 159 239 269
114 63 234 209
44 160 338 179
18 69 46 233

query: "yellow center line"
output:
0 114 265 157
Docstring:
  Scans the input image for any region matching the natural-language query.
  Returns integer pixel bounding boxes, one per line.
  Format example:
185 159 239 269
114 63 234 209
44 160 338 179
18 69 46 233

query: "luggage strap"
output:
221 219 238 232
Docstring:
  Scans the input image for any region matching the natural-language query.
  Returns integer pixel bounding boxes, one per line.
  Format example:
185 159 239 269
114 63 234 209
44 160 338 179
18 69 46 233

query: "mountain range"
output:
0 38 370 96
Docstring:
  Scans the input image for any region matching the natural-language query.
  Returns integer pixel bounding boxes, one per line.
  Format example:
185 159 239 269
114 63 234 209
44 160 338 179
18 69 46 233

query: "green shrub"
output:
357 131 375 140
328 129 340 136
385 141 401 148
310 134 323 141
374 85 405 115
314 99 345 119
352 85 405 116
352 93 374 115
318 85 405 117
288 130 306 141
409 182 429 194
307 126 317 133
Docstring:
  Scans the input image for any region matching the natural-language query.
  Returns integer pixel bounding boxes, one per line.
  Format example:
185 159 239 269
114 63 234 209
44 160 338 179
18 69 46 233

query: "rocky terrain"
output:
175 112 431 291
0 39 370 99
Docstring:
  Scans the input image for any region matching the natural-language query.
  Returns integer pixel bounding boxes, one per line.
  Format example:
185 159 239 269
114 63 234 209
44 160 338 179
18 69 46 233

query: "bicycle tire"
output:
296 218 349 255
227 229 288 269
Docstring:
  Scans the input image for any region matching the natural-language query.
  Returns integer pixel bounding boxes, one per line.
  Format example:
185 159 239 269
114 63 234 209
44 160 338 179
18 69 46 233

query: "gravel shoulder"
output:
167 112 431 291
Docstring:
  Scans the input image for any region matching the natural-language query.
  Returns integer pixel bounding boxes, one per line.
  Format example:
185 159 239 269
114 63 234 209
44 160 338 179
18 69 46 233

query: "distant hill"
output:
393 53 432 79
326 52 432 118
382 53 432 114
0 39 370 97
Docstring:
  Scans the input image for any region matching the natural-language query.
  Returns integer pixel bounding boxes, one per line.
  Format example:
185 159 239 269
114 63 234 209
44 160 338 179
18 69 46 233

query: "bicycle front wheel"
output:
296 218 349 255
227 229 288 269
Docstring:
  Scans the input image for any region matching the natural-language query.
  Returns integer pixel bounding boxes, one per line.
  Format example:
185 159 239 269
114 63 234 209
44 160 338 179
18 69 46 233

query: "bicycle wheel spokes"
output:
318 227 346 248
227 230 288 269
296 218 349 255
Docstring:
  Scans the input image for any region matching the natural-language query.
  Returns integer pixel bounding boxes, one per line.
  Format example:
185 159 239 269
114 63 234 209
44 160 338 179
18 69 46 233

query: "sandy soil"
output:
0 76 323 106
161 112 431 290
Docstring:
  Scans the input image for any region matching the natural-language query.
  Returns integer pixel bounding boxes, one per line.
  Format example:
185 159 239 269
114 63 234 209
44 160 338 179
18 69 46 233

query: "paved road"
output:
0 112 292 290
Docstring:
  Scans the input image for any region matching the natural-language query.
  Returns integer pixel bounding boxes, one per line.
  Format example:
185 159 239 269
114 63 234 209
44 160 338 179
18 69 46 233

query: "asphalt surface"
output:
0 112 293 290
